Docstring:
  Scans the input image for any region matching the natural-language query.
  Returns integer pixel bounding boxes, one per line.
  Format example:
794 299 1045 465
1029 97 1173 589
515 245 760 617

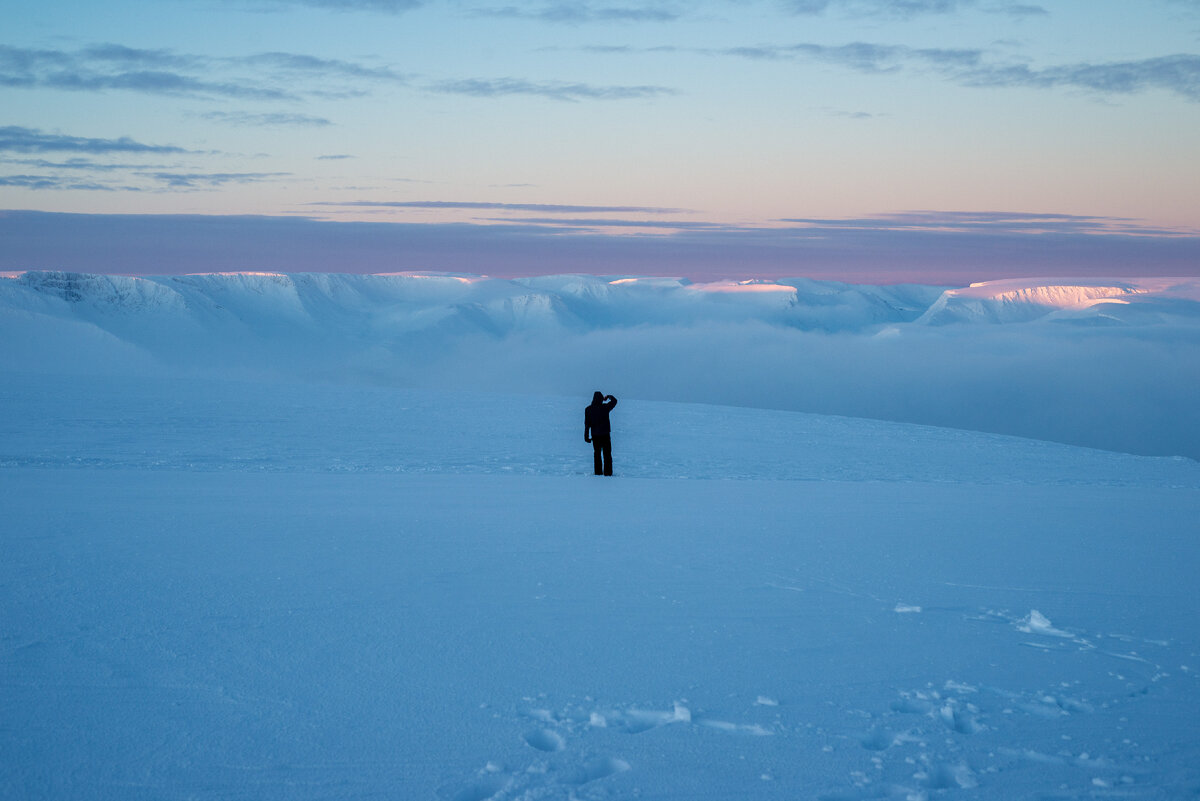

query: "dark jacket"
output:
585 396 617 438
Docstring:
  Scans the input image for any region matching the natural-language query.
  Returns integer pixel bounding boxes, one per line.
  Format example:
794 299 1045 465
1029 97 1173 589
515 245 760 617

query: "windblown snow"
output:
2 270 1199 800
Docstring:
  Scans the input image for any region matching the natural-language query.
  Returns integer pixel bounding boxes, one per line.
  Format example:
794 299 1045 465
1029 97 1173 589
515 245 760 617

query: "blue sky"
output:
2 0 1199 281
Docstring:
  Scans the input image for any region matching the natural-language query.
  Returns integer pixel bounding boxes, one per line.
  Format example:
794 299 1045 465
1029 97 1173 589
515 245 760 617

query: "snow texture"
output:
2 271 1200 800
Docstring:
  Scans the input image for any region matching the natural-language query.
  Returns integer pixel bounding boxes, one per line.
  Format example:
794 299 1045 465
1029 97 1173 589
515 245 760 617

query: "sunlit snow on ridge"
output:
693 280 797 294
200 271 290 277
922 277 1200 324
374 270 485 283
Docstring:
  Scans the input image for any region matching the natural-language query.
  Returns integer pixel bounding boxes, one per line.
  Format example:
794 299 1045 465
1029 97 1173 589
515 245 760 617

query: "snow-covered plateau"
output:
2 270 1199 800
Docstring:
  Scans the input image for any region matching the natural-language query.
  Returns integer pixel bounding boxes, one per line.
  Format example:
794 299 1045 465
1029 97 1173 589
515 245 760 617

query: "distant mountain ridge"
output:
5 272 1198 341
1 271 937 334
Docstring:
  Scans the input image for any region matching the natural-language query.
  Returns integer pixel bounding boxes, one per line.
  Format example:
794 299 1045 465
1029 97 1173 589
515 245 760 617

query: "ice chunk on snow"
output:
1018 610 1073 638
699 720 774 736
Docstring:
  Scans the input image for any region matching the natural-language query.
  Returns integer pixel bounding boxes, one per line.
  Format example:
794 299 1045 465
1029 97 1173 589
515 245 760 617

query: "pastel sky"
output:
2 0 1199 281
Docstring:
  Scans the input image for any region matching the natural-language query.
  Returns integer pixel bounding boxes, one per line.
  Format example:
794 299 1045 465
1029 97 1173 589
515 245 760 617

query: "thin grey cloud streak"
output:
0 170 289 191
0 44 293 100
201 111 334 127
2 157 178 171
0 127 243 193
238 52 407 82
780 211 1197 237
235 0 424 10
774 45 1200 102
589 41 1200 103
575 41 981 69
2 42 668 105
478 217 735 229
0 175 128 191
0 43 406 101
722 41 983 71
0 126 190 155
781 0 1047 18
144 172 291 188
961 54 1200 102
307 0 422 7
315 200 692 213
427 77 676 101
821 106 880 119
476 2 681 23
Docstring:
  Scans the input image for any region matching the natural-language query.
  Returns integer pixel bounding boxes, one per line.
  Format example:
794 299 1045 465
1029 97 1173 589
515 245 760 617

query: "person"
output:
584 391 618 476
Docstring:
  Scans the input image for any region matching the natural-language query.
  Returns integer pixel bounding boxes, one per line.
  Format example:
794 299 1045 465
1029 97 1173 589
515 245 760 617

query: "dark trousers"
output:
592 434 612 476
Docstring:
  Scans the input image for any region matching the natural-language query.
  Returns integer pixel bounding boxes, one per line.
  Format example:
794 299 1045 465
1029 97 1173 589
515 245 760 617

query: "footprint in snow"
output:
448 754 629 801
450 773 508 801
450 697 774 801
522 728 566 752
564 757 631 785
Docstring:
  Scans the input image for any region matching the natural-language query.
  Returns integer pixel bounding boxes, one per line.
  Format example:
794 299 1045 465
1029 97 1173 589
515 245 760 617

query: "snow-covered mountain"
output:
4 271 1197 350
0 270 946 340
3 270 1199 459
916 277 1200 325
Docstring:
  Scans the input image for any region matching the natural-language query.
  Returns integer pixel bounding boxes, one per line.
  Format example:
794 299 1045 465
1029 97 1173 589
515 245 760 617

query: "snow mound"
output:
1018 610 1074 638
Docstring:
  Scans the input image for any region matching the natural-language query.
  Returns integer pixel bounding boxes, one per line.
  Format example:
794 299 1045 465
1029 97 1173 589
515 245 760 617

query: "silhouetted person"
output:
584 391 618 476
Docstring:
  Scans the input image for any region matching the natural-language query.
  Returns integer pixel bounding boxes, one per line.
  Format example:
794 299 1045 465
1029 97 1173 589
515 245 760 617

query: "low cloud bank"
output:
428 323 1199 460
2 271 1197 459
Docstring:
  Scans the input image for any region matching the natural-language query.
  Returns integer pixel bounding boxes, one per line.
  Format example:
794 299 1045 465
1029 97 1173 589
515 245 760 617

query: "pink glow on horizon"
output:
375 272 486 284
607 278 687 286
694 281 796 294
190 271 290 278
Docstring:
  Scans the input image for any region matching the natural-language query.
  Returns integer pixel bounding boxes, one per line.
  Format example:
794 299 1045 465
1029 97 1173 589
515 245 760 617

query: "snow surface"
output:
3 371 1200 800
2 271 1200 800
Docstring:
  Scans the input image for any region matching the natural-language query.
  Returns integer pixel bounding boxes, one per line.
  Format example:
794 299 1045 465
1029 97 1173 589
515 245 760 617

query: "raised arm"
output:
605 395 617 410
